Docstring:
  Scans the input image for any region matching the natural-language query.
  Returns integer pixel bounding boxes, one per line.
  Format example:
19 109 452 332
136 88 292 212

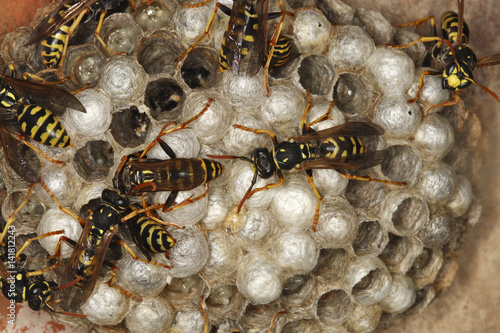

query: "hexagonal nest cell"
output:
0 0 489 332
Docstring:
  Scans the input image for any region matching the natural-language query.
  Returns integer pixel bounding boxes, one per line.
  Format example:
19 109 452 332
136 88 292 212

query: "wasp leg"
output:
16 230 65 263
48 235 77 261
269 310 286 333
423 91 461 117
183 0 215 8
306 170 323 232
395 16 436 30
12 133 65 166
387 36 442 49
94 10 128 57
0 184 34 246
138 196 184 229
38 178 86 226
120 203 164 222
337 171 407 186
199 296 209 333
104 260 142 301
139 98 214 158
408 70 441 104
57 9 90 81
114 239 172 269
21 72 71 86
264 13 287 95
162 184 210 213
233 124 278 144
238 170 285 213
175 2 223 63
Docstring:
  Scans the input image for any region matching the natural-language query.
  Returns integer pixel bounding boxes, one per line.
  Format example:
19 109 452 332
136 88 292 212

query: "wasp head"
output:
251 148 276 179
443 61 474 91
27 280 53 311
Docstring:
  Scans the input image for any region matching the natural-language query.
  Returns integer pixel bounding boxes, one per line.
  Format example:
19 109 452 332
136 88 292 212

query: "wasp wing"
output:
60 221 116 310
477 53 500 68
25 0 98 46
289 122 384 143
297 150 388 171
0 115 38 183
222 0 268 77
2 76 86 113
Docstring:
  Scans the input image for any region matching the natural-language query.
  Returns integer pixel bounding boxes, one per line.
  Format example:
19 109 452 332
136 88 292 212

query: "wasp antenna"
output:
457 0 464 46
206 154 253 163
237 172 259 213
45 303 87 318
442 39 462 71
467 78 500 103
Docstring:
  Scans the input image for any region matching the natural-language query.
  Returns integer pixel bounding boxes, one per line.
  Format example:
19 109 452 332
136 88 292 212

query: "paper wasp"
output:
0 189 85 317
175 0 293 94
39 182 171 311
388 0 500 116
208 92 405 231
0 67 86 183
114 98 224 213
24 0 135 79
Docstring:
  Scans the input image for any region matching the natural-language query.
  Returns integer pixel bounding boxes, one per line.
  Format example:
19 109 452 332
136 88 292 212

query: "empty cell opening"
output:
391 197 428 235
333 73 373 114
317 289 352 326
138 34 182 74
110 106 151 148
73 140 114 182
380 145 422 184
298 55 335 95
345 180 385 209
380 233 409 268
352 220 386 256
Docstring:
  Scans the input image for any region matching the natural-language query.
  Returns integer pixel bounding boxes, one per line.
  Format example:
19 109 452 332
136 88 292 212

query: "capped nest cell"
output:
0 0 492 332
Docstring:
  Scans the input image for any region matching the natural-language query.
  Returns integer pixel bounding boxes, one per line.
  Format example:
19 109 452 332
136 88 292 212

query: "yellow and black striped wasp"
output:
24 0 135 79
0 67 86 183
0 235 86 318
208 92 405 231
175 0 293 94
388 0 500 116
114 99 224 213
40 182 172 311
0 187 85 317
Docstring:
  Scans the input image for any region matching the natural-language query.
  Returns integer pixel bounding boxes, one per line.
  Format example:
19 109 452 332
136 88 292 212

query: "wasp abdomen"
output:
40 15 73 69
155 158 224 190
318 136 366 160
16 105 72 148
441 11 470 45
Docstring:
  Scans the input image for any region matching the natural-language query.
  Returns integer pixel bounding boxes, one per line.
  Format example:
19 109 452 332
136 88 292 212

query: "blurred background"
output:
0 0 499 332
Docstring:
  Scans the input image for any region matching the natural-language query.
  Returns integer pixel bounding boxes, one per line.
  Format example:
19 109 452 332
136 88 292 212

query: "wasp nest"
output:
0 0 484 332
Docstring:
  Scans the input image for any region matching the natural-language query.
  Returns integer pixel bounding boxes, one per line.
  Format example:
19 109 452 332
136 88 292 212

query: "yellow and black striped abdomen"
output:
318 136 366 161
0 83 18 108
16 105 72 147
134 216 175 253
155 158 224 191
441 11 469 45
265 35 292 69
40 18 73 69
